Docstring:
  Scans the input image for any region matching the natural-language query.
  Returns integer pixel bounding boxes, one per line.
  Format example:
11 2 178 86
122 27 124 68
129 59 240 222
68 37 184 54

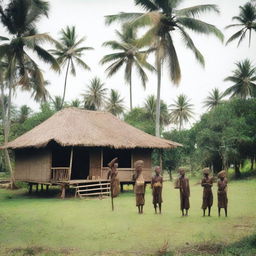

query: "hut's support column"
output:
46 185 49 191
28 183 33 194
41 184 44 192
60 184 67 199
68 147 74 180
36 184 39 193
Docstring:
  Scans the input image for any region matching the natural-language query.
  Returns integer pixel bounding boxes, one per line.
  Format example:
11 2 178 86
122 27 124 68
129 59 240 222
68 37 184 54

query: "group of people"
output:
107 158 228 217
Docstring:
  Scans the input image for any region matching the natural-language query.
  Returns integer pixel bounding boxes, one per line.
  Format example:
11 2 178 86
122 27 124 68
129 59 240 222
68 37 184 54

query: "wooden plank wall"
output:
90 148 101 179
15 148 51 183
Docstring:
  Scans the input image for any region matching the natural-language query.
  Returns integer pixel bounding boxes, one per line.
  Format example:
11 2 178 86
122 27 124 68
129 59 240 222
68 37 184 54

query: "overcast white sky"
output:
1 0 255 125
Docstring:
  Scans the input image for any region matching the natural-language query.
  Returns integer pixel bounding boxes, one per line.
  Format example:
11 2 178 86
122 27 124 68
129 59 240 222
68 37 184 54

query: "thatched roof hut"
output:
6 108 181 149
5 108 181 195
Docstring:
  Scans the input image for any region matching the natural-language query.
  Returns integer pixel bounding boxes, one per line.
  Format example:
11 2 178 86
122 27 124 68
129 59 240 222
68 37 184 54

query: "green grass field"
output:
0 178 256 256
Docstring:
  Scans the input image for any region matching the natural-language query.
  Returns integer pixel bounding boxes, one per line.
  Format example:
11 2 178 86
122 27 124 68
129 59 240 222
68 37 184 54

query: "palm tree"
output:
101 26 155 110
226 2 256 47
51 96 63 111
203 88 225 110
50 26 93 108
69 99 81 108
169 94 194 130
144 95 170 127
105 0 223 137
0 0 59 187
224 59 256 99
17 105 32 123
105 89 125 116
81 77 107 110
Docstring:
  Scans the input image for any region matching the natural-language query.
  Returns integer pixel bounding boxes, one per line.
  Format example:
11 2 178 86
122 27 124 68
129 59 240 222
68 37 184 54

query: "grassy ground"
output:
0 177 255 256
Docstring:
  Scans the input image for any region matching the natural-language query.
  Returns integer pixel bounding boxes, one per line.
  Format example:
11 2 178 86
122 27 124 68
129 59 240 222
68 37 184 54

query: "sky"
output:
0 0 255 126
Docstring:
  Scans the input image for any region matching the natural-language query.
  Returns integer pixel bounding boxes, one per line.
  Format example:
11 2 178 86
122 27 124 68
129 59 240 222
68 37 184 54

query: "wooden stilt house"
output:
4 108 181 197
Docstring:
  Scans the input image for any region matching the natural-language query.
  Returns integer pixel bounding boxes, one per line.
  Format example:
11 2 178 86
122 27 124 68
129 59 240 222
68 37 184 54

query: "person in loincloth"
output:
133 160 146 214
201 167 213 217
107 157 120 198
217 170 228 217
151 166 163 214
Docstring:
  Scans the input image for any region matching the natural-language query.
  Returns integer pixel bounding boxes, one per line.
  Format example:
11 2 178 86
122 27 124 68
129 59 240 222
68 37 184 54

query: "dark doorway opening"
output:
103 148 131 168
71 147 90 180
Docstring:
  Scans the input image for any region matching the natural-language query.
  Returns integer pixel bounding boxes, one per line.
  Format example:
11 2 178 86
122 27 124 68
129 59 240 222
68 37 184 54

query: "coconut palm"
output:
69 99 81 108
82 77 107 110
105 89 125 116
169 94 194 130
0 0 59 187
144 95 170 127
50 26 93 108
17 105 32 123
226 2 256 47
105 0 223 136
51 96 63 111
224 59 256 99
101 26 155 110
203 88 225 110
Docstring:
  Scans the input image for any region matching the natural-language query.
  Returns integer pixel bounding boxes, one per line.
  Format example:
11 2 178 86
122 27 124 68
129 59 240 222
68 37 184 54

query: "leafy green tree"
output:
169 94 194 130
203 88 225 110
226 2 256 47
224 59 256 99
69 99 81 108
81 77 107 110
101 26 154 110
51 96 63 111
106 0 223 137
50 26 93 108
105 89 125 116
124 107 155 135
16 105 32 123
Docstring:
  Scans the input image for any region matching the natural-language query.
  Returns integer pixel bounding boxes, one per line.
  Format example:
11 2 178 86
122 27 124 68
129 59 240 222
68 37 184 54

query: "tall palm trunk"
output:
61 58 71 109
129 69 133 110
155 60 161 137
1 81 14 188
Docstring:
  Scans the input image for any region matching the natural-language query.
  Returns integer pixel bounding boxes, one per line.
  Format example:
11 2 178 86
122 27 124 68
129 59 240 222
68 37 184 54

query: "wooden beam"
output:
69 147 74 180
100 148 103 178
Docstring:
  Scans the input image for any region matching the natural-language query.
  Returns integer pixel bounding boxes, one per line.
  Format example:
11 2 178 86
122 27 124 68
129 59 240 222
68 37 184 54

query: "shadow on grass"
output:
174 233 256 256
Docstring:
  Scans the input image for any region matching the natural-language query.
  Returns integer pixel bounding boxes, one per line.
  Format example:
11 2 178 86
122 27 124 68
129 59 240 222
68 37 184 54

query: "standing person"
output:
133 160 146 214
151 166 163 214
201 168 213 217
107 157 120 198
175 168 190 216
217 170 228 217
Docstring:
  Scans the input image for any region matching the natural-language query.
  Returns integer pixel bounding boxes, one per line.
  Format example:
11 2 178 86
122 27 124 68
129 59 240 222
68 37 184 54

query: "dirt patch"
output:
175 242 223 255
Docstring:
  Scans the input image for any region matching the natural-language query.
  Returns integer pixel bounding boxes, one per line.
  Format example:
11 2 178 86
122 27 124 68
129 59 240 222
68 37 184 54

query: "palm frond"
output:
105 12 143 25
176 4 220 17
177 17 224 42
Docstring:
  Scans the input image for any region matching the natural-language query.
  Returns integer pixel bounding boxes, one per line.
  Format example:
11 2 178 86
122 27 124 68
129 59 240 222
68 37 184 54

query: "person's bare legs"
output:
159 203 162 214
154 204 157 214
185 209 188 216
203 209 206 217
208 207 211 217
218 207 221 217
224 207 227 217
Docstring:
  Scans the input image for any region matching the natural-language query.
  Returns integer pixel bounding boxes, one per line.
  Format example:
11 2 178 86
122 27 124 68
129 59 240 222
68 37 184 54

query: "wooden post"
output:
61 184 66 199
46 185 49 191
36 184 39 193
41 184 44 192
29 183 33 194
100 148 103 178
69 147 74 180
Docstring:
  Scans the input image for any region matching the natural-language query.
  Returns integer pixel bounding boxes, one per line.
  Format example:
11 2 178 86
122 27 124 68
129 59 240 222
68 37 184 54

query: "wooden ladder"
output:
75 180 111 198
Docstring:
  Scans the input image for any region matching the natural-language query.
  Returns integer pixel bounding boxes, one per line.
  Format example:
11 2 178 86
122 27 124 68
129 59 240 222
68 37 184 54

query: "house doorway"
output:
71 147 90 180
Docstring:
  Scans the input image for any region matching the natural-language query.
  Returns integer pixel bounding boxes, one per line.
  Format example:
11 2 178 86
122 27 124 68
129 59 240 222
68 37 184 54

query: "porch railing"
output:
51 167 70 182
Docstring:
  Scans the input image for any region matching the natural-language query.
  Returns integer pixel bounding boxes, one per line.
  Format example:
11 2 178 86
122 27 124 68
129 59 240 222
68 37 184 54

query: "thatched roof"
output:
4 108 182 149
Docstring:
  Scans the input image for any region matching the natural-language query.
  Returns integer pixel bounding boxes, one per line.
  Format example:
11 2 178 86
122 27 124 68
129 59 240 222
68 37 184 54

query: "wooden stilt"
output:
121 183 124 192
46 185 49 191
36 184 39 192
61 184 66 199
68 147 74 180
29 183 32 194
41 184 44 192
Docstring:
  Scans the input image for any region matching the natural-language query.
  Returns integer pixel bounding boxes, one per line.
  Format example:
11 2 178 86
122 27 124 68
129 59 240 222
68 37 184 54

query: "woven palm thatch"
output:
5 108 181 149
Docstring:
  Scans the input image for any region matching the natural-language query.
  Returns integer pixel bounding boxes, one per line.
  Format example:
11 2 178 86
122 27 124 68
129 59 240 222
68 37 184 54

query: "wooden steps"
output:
75 180 110 198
